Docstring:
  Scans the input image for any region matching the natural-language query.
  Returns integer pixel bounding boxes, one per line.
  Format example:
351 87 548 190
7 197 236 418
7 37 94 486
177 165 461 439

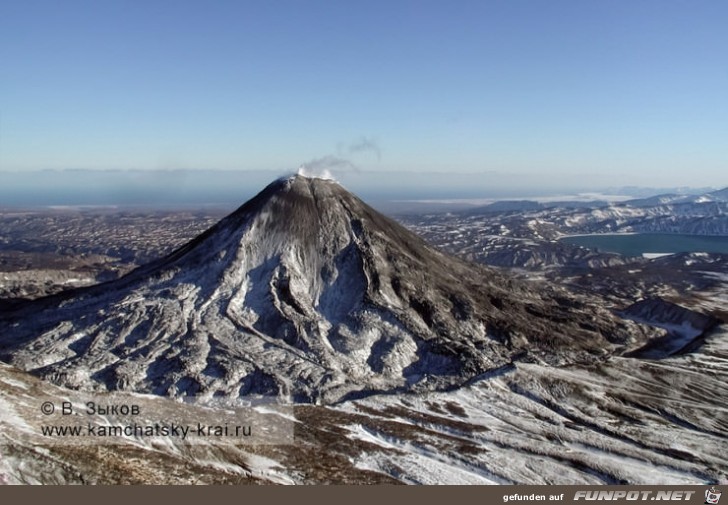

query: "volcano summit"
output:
0 175 655 402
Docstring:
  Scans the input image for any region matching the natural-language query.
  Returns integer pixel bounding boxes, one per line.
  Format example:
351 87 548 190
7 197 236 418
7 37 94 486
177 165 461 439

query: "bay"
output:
559 233 728 257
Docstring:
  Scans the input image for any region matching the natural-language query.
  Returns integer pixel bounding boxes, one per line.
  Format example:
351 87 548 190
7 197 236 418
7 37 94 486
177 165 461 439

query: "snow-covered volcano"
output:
0 175 655 402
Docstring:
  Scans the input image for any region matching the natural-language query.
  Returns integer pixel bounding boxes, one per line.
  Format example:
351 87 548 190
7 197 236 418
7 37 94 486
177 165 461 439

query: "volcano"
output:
0 175 655 402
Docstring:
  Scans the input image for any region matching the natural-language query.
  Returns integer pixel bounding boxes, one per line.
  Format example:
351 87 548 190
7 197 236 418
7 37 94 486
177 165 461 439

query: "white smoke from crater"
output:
296 165 335 180
296 155 360 181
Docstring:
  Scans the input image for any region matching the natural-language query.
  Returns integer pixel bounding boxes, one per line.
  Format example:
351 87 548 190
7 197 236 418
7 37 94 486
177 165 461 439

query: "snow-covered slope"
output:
3 325 727 485
336 324 728 484
0 175 656 403
0 362 291 484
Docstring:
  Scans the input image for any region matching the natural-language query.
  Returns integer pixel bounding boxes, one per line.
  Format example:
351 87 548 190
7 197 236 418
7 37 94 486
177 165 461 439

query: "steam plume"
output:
297 155 360 180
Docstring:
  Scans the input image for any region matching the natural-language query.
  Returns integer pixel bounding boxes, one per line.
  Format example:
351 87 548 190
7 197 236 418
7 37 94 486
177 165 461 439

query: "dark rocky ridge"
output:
0 175 659 402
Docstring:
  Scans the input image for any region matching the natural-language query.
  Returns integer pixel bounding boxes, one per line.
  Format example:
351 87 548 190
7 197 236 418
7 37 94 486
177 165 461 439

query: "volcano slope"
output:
0 175 657 403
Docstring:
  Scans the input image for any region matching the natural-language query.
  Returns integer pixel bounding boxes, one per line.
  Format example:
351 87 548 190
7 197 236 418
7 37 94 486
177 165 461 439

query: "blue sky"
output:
1 0 726 192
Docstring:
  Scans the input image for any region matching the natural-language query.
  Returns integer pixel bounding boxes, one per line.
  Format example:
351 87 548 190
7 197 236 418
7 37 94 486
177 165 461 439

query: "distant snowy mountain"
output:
0 175 655 403
456 185 728 237
627 187 728 207
460 187 728 238
704 187 728 202
623 194 687 207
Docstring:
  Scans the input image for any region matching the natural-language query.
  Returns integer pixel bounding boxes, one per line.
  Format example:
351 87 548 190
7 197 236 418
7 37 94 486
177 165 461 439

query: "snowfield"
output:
1 326 726 483
335 326 728 484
